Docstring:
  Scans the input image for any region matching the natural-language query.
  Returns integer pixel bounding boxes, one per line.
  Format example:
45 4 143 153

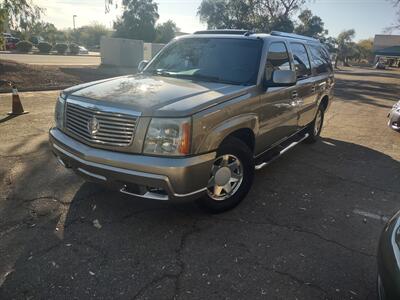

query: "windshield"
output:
145 37 263 85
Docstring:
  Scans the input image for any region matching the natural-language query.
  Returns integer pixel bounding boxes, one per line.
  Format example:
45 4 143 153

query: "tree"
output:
114 0 159 42
76 23 110 47
30 22 58 44
0 7 7 49
1 0 43 32
387 0 400 31
295 9 327 38
356 39 374 62
335 29 356 68
197 0 305 32
155 20 178 43
320 36 337 53
198 0 255 30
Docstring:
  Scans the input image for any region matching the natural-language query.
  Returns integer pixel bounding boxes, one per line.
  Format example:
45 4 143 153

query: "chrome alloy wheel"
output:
314 109 323 136
207 154 244 201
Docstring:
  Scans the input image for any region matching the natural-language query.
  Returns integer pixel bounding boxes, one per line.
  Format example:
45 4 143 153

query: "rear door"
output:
309 44 334 103
257 41 298 154
289 42 316 127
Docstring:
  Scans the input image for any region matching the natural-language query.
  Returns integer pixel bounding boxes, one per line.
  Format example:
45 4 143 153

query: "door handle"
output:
311 85 316 93
292 91 298 99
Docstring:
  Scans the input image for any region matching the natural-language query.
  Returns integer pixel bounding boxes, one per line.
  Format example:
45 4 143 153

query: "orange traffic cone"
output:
8 85 28 116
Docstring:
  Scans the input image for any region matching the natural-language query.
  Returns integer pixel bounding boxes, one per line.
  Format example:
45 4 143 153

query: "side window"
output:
290 43 311 79
320 46 333 72
265 42 291 82
310 45 332 74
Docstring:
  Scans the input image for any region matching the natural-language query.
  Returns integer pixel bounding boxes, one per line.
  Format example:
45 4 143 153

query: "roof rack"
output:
194 29 254 36
270 31 319 42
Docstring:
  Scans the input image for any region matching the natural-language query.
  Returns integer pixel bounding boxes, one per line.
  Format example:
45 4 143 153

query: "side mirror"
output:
270 70 297 87
138 60 149 73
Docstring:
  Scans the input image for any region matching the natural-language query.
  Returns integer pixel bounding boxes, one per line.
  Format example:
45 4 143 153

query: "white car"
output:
388 100 400 131
78 46 89 54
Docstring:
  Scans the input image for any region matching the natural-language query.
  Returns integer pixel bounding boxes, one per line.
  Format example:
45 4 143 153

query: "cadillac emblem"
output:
87 117 100 135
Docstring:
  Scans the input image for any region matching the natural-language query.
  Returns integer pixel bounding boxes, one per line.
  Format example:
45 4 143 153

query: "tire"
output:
305 105 325 144
196 137 254 213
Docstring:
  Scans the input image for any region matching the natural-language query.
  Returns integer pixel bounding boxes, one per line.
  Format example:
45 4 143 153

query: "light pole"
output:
73 15 77 31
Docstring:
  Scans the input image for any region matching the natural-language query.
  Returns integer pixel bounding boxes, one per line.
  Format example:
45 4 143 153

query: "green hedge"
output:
54 43 68 54
69 43 80 55
37 42 52 53
16 41 33 53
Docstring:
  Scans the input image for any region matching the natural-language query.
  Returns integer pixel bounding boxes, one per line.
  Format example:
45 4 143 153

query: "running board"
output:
255 133 310 170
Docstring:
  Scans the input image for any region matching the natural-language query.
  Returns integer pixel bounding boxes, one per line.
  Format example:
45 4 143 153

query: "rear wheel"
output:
305 105 324 144
197 137 254 213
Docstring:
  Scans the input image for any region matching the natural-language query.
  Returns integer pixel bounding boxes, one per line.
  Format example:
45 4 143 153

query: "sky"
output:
35 0 400 41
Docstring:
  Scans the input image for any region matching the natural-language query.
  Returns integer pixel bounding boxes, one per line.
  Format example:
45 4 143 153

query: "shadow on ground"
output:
335 72 400 109
1 136 399 299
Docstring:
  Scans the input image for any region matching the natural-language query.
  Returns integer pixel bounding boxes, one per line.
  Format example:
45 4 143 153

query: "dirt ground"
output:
0 67 399 299
0 60 113 92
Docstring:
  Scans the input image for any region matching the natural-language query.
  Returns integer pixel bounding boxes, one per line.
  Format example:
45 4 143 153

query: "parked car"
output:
29 36 44 45
375 61 386 70
377 210 400 300
78 45 89 54
388 100 400 131
5 37 20 50
49 30 334 213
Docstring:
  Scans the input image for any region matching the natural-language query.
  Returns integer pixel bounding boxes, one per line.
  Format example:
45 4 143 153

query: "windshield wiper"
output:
148 69 244 85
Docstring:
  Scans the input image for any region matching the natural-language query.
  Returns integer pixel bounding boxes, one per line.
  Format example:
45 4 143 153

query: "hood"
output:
69 74 250 117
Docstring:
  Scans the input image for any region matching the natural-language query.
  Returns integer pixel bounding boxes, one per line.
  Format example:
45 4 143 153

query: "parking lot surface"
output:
0 53 101 66
0 67 399 299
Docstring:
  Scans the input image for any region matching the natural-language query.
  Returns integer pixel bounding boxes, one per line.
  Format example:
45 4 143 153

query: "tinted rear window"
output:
290 43 311 79
310 44 333 74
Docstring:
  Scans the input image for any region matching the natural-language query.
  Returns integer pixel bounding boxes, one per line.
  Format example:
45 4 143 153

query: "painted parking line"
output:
353 209 389 222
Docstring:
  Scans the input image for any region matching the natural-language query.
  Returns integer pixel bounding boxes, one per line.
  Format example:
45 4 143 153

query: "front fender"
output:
197 114 259 153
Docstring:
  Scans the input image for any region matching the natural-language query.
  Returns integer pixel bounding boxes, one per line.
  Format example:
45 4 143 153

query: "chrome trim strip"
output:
67 97 142 117
65 98 139 147
77 167 107 181
120 185 169 201
255 133 309 170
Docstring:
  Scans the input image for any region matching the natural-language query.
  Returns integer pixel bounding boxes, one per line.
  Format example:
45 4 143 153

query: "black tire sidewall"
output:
305 106 325 143
197 137 254 213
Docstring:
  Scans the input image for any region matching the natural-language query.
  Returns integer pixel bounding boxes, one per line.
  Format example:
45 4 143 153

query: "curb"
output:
0 85 69 94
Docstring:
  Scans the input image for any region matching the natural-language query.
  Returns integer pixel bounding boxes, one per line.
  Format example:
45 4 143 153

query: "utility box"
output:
100 37 144 67
143 43 165 60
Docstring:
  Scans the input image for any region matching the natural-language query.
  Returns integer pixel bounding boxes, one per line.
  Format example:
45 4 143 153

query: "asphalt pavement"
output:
0 67 399 299
0 52 101 66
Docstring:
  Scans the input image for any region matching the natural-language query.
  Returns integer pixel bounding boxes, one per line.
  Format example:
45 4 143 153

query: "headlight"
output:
143 118 191 156
54 92 67 129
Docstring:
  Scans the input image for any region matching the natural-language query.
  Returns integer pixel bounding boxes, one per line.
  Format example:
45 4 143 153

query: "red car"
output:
5 37 20 50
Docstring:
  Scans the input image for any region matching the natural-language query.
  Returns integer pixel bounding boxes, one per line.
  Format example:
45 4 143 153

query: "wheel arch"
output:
196 114 259 154
319 95 330 111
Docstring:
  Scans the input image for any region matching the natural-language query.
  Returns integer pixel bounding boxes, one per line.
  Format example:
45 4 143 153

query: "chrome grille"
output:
65 101 138 147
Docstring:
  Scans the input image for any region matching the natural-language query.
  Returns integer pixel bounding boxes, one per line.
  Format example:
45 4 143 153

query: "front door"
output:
257 42 299 155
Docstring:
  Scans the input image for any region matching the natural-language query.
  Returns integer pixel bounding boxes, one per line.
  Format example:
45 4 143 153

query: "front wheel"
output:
305 105 325 144
197 137 254 213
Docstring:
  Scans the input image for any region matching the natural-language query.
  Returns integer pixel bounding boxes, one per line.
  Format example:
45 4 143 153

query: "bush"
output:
69 43 80 55
54 43 68 54
37 42 52 53
16 41 33 53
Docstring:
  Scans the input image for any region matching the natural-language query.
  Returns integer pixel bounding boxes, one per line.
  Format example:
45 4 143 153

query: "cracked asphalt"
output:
0 66 399 300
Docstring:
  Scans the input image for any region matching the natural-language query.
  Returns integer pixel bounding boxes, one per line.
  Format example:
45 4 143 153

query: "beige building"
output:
373 34 400 58
373 34 400 51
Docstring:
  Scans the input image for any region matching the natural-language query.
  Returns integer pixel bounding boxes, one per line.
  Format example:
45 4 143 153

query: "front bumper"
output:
49 128 216 201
